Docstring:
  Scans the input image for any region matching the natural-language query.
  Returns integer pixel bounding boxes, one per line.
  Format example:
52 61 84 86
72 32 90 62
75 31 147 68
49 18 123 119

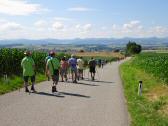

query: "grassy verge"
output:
0 74 46 95
120 59 168 126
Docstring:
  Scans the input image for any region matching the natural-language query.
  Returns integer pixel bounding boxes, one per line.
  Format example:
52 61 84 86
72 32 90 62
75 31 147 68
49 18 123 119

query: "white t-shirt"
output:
77 59 84 69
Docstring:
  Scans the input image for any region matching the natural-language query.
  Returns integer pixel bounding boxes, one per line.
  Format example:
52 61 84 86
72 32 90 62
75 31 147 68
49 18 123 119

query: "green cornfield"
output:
0 48 47 77
131 52 168 83
0 48 116 78
0 48 71 77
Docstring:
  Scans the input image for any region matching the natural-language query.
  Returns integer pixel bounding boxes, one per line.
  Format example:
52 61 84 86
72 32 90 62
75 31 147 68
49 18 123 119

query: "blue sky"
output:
0 0 168 39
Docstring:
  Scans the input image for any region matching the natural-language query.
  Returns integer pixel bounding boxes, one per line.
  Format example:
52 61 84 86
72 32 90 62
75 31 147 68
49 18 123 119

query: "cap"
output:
24 51 31 55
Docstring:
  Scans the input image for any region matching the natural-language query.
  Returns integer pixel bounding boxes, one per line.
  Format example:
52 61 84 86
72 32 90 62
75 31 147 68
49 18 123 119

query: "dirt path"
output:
0 60 129 126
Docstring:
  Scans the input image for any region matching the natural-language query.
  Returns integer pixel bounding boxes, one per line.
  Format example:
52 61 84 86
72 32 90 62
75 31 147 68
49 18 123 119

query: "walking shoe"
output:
73 80 77 83
25 88 29 92
31 86 36 92
52 86 57 93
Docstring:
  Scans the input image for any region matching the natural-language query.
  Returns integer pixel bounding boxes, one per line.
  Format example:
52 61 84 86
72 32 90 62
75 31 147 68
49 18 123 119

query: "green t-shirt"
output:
47 58 60 75
21 56 35 76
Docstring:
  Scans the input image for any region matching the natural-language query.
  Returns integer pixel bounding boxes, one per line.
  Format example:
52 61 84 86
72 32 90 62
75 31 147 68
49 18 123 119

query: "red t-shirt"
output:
61 60 68 69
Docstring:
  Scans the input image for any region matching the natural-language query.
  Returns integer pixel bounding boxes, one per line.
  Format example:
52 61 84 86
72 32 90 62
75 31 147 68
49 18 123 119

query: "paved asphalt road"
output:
0 60 129 126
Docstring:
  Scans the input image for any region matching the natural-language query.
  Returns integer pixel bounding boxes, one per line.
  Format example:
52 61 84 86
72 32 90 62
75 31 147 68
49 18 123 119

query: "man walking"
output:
88 57 97 81
77 57 84 80
45 52 52 81
46 51 60 92
21 51 36 92
68 54 77 83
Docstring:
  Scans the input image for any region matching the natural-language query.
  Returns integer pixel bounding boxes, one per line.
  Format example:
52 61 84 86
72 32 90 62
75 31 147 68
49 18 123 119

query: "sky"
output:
0 0 168 39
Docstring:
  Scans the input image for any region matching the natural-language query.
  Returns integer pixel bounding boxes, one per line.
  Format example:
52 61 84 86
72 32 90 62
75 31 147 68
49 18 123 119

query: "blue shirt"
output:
68 58 77 68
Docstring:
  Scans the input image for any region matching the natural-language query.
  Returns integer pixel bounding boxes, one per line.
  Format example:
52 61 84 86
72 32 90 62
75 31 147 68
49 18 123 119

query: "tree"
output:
126 41 142 55
79 49 85 53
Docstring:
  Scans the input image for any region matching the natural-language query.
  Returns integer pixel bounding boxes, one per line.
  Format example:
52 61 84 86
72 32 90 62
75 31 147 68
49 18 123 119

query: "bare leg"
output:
72 72 74 82
61 74 64 82
75 71 77 81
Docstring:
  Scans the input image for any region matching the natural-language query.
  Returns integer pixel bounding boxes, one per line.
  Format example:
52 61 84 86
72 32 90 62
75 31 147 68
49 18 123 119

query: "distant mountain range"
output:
0 37 168 46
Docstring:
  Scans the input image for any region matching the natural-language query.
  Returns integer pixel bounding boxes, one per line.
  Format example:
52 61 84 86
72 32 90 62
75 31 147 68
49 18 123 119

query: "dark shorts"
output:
60 68 67 76
89 67 96 73
71 67 77 73
23 76 35 83
78 69 83 73
52 75 59 82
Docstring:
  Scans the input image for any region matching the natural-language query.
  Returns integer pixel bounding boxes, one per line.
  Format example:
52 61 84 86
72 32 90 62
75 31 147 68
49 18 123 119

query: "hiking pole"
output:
84 69 85 79
96 67 100 81
88 70 90 80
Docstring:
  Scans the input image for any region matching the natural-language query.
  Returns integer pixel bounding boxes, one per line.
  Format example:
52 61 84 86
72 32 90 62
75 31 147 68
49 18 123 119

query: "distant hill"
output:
0 37 168 46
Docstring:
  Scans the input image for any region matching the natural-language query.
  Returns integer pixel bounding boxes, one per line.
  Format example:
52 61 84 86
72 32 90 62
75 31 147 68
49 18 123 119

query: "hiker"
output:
77 56 84 80
98 59 101 68
46 51 60 92
45 52 52 81
88 57 97 81
60 56 69 82
68 54 78 83
101 60 105 68
21 51 36 92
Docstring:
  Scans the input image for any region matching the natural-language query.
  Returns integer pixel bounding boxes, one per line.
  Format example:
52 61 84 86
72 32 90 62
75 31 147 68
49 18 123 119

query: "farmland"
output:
120 52 168 126
76 51 124 58
132 52 168 83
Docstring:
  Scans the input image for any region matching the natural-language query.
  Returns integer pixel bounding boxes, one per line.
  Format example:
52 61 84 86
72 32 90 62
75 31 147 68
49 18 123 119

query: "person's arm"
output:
88 60 90 66
67 61 70 68
58 60 61 69
21 59 23 68
45 61 49 76
31 58 36 75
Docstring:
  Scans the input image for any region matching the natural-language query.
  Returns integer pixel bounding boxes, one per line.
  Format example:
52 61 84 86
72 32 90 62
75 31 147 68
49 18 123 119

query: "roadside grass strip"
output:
0 74 46 95
120 59 168 126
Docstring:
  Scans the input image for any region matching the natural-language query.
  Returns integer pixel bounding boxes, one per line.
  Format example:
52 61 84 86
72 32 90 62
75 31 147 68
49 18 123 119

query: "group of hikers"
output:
21 51 98 93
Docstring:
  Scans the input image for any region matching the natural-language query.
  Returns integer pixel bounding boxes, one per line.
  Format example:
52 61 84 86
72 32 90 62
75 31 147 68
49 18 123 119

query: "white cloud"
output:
83 24 92 31
0 21 23 31
0 0 44 16
75 24 92 33
108 21 168 37
75 24 81 29
112 24 118 30
147 26 168 37
54 17 73 21
151 26 167 33
123 20 142 31
34 20 48 31
1 19 168 39
52 22 64 31
68 7 93 12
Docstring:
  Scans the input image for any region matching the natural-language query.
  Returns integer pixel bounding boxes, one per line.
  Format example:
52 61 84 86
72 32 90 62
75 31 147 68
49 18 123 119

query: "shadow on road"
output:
59 91 90 98
77 82 99 86
84 79 114 84
62 81 99 86
33 92 65 98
